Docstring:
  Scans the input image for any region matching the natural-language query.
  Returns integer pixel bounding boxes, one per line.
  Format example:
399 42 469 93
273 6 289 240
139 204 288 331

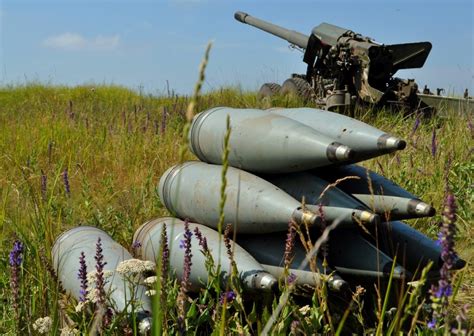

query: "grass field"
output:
0 82 472 335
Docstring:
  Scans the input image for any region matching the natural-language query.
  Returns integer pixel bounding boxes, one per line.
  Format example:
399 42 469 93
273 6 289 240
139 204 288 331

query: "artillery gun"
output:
235 11 472 115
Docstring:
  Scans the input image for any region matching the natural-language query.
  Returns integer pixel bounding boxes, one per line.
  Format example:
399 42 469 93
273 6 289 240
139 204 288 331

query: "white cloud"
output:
42 33 120 51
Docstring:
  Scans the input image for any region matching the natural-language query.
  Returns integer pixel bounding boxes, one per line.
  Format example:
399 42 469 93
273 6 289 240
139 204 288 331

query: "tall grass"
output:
0 80 472 334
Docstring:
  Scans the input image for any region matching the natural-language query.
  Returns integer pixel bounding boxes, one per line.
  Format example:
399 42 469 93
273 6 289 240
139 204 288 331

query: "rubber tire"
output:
280 78 313 101
258 83 282 100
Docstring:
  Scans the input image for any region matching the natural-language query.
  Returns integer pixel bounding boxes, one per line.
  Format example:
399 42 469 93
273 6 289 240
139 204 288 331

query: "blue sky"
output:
1 0 472 95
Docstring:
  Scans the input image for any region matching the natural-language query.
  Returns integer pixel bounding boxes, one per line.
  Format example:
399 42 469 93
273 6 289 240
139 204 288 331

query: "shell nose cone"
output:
453 256 467 270
408 200 436 217
384 263 409 279
138 317 152 335
328 278 349 293
378 134 406 151
256 272 279 292
327 142 355 162
356 211 381 226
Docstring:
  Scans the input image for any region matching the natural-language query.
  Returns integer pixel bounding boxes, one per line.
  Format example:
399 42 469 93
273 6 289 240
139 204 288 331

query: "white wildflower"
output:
75 300 88 313
116 258 155 275
86 270 113 284
145 289 156 297
299 305 311 316
143 276 157 285
86 288 101 304
32 316 52 334
60 326 80 336
143 260 156 272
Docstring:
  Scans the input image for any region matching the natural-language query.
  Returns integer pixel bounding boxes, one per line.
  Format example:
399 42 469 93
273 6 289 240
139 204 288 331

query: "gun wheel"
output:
280 78 313 101
258 83 282 100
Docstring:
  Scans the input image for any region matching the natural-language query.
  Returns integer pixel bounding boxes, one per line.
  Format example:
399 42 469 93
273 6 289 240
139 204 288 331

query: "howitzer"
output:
235 11 434 114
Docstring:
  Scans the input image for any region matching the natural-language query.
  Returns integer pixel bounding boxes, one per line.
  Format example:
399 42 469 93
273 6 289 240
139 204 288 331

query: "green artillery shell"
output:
52 227 152 333
328 229 409 279
158 162 321 233
262 171 380 227
189 107 354 173
268 107 406 161
377 221 466 273
236 232 348 292
316 164 436 220
133 217 278 292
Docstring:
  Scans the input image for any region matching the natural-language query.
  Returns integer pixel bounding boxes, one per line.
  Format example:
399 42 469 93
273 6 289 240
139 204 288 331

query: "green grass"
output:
0 83 472 334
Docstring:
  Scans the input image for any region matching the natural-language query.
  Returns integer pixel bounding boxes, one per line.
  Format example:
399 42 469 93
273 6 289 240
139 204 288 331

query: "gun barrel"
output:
235 11 309 49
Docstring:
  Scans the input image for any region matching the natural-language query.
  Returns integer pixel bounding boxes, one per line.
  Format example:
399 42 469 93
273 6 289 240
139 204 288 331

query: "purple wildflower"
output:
78 251 88 302
431 127 437 158
287 273 297 285
94 237 107 306
63 168 71 196
159 224 170 290
193 227 209 253
290 320 300 334
224 224 236 271
283 220 296 269
219 290 236 305
181 220 193 289
177 219 193 334
411 115 421 136
427 319 436 329
9 240 24 320
430 192 458 328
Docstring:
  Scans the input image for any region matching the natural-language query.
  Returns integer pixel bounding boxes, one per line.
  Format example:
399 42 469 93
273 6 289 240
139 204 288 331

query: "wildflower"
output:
159 224 169 287
116 259 155 275
86 270 113 284
290 320 300 334
181 220 193 289
193 227 209 253
219 290 236 305
177 219 193 333
75 300 88 312
299 305 311 316
9 239 24 318
411 114 421 136
94 237 107 306
429 192 458 328
143 276 157 286
145 289 156 297
32 316 52 334
63 168 71 196
78 251 88 302
60 326 80 336
287 272 297 285
283 220 296 269
224 223 236 270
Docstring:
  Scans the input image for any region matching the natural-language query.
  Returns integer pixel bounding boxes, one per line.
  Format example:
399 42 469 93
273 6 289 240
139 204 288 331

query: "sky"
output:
0 0 472 95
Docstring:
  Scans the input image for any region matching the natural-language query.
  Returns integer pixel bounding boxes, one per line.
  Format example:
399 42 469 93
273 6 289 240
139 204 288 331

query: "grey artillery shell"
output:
328 229 409 279
189 107 354 173
133 217 277 292
377 221 466 274
268 107 406 162
52 227 152 331
236 232 348 292
158 162 321 233
316 165 436 220
261 172 379 227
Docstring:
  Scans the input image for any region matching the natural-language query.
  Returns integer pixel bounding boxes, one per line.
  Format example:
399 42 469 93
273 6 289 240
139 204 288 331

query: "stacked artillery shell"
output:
153 106 464 292
52 227 152 333
133 217 278 292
